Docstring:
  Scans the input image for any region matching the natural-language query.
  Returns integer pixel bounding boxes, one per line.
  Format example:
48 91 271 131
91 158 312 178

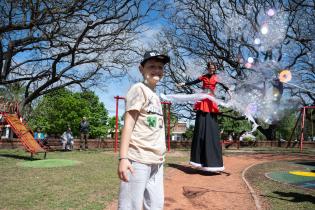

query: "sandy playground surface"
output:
106 152 314 210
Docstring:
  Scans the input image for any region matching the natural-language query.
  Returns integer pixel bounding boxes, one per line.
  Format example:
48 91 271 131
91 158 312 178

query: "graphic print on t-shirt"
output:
145 96 163 116
147 116 157 127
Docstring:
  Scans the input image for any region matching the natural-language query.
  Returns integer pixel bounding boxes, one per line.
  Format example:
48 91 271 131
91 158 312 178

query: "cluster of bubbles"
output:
163 60 300 132
164 8 306 133
220 76 296 127
255 9 288 50
224 13 252 40
224 8 289 69
218 61 300 131
222 9 298 131
224 8 288 47
238 9 288 69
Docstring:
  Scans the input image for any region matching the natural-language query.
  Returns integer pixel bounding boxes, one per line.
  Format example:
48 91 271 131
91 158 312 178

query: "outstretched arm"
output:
177 78 201 87
217 82 232 96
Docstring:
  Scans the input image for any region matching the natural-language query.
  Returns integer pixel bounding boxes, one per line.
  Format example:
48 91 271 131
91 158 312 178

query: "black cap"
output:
141 50 170 66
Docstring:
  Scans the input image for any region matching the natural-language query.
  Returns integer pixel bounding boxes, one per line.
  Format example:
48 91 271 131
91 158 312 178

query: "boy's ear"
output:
139 65 143 73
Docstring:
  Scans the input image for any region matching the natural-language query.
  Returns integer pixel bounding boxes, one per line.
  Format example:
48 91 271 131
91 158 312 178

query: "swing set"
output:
287 106 315 152
114 96 172 153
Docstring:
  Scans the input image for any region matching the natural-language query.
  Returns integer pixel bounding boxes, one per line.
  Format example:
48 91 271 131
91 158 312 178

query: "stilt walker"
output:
177 62 230 172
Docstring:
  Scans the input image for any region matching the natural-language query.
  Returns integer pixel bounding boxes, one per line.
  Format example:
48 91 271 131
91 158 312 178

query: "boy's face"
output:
140 59 165 87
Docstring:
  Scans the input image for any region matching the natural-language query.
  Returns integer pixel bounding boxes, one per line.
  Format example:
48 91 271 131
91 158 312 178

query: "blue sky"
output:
95 62 164 117
94 72 138 117
94 8 168 117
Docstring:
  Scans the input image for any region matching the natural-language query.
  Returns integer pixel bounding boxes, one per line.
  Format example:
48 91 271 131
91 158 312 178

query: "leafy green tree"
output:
106 116 122 139
28 89 109 138
183 125 194 140
277 112 299 140
218 107 252 136
0 83 25 101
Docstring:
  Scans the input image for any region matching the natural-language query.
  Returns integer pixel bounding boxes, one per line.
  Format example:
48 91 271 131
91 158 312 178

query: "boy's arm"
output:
118 110 139 182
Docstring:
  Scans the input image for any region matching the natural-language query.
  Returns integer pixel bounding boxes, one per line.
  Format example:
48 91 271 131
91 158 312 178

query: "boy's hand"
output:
118 159 134 182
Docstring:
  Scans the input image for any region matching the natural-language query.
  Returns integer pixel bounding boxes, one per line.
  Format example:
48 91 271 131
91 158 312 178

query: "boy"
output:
117 50 170 210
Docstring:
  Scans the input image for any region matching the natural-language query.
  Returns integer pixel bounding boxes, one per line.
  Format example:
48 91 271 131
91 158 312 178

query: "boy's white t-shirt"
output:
125 82 166 164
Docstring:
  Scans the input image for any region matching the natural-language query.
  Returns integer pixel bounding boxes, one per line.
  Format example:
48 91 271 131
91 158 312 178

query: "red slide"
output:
3 113 46 157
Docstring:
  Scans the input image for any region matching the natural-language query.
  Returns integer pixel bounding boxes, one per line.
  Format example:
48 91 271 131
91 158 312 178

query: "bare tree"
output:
155 0 314 139
0 0 158 108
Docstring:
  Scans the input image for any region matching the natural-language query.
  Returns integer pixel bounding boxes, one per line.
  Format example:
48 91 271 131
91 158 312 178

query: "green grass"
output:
17 159 81 168
0 149 189 210
0 149 120 210
245 160 315 210
2 148 314 210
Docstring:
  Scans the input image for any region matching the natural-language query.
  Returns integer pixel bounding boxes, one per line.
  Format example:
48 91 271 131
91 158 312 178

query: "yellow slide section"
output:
4 114 45 154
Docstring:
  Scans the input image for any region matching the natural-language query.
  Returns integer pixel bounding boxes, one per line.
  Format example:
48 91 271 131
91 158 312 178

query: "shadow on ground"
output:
294 161 315 172
266 191 315 204
167 163 230 176
0 153 40 160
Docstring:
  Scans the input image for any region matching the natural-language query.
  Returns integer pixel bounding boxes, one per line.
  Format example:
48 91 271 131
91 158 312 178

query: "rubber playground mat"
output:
265 161 315 189
17 159 81 168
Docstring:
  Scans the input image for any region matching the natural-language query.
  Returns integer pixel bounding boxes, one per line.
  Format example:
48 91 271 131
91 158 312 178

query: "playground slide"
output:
4 114 46 155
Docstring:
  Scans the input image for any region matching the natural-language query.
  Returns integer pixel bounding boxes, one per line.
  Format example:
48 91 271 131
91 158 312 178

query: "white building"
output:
171 121 187 141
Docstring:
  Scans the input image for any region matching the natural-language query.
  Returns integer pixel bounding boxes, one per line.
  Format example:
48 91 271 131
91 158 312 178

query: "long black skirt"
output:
190 111 224 172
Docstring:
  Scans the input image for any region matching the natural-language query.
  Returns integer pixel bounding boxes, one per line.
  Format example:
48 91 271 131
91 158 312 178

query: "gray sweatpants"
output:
118 161 164 210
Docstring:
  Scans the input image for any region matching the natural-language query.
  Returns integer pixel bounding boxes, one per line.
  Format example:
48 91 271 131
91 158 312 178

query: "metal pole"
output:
287 110 301 148
300 107 306 152
114 96 126 153
114 96 119 153
161 101 172 152
167 103 171 152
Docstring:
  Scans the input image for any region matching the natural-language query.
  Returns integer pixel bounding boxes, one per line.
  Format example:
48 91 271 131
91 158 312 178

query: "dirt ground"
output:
106 153 313 210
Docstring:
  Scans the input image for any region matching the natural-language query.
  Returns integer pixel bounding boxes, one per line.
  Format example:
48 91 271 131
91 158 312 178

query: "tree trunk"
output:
257 124 277 140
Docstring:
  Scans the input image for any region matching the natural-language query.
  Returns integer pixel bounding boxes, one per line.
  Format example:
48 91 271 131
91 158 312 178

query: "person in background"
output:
38 128 47 145
79 117 89 150
34 128 40 143
61 127 74 151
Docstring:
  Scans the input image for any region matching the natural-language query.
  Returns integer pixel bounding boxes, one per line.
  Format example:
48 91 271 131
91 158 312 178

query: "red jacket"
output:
193 74 219 113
